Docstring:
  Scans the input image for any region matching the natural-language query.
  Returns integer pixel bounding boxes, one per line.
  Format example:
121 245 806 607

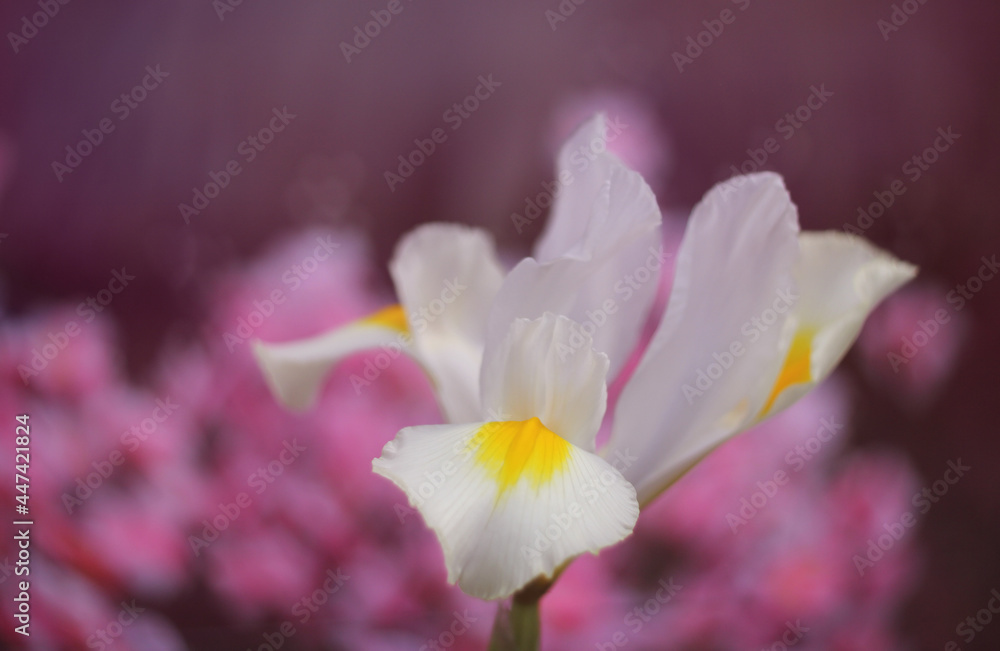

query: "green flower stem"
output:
488 598 540 651
488 578 554 651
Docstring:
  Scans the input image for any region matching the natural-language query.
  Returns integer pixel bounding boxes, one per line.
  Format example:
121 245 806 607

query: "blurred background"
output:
1 0 998 649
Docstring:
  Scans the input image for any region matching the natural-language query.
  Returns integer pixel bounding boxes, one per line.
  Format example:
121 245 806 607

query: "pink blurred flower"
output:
856 282 965 406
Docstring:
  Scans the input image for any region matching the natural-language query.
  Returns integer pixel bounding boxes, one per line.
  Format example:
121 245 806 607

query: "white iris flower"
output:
253 115 916 601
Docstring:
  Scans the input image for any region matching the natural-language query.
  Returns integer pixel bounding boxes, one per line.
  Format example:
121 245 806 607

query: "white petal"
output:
373 420 638 600
605 172 801 504
253 306 410 410
487 147 662 379
759 231 918 416
480 314 609 451
389 223 506 423
534 114 618 262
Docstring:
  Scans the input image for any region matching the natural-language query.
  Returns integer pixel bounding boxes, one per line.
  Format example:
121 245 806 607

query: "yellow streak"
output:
760 329 814 416
469 418 571 496
361 304 409 333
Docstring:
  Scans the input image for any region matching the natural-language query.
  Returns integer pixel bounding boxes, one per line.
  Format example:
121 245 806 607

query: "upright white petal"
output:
606 173 801 504
373 420 638 601
487 131 662 379
480 314 609 451
758 231 918 417
390 223 505 423
253 306 409 410
534 114 618 262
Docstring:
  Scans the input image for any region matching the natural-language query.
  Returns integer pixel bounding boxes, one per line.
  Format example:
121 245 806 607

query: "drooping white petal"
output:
389 223 505 423
373 420 638 601
480 313 609 451
605 172 801 504
758 231 918 417
487 137 662 379
253 306 410 410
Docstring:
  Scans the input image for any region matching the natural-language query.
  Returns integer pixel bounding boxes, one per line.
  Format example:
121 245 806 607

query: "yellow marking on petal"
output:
760 329 815 416
468 417 571 497
362 304 409 333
